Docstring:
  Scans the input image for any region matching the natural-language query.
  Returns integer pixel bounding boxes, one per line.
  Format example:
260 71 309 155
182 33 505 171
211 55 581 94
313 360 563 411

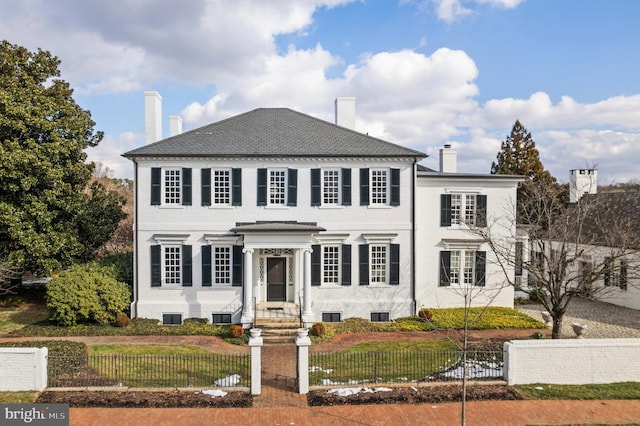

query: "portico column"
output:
241 248 255 327
302 248 313 323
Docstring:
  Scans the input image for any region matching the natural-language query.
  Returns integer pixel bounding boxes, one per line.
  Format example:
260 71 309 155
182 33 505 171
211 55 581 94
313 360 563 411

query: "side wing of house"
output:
415 174 519 309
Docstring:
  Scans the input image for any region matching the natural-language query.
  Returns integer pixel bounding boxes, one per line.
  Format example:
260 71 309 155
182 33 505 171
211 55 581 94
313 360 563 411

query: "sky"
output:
1 0 639 183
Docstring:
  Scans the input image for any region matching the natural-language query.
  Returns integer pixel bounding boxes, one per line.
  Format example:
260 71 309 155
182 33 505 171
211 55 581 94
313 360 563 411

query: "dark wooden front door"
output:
267 257 286 301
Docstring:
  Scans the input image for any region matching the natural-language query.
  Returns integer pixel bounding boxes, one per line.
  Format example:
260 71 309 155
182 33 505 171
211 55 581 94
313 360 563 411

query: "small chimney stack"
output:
335 97 356 130
144 91 162 144
169 115 183 137
439 144 457 173
570 169 597 203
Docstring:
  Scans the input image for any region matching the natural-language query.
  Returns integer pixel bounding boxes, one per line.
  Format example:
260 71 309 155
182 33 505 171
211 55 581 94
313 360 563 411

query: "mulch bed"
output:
36 390 253 408
308 384 522 406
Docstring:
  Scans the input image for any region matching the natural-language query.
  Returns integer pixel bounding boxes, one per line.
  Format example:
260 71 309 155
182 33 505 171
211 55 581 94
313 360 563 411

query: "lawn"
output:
0 302 49 335
517 382 640 400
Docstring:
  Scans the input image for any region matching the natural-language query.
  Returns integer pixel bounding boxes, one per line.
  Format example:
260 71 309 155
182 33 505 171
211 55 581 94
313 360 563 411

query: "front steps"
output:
254 302 302 344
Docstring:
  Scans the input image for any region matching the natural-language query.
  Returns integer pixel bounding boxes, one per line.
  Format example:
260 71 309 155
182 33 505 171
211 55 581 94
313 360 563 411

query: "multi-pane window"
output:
464 195 476 224
323 170 340 205
440 250 485 287
269 170 286 205
212 314 232 324
164 246 181 284
604 257 628 290
371 312 390 322
322 312 341 322
450 251 461 285
323 245 340 284
213 170 230 205
451 194 462 224
463 251 475 285
370 245 387 283
371 170 388 205
164 169 181 204
214 246 231 284
441 193 487 227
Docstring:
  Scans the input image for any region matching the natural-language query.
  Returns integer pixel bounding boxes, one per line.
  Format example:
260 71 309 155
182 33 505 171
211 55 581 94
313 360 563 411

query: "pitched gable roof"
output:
124 108 426 159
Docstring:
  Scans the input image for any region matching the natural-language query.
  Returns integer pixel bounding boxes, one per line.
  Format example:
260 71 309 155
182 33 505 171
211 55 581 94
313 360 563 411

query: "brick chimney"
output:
334 97 356 130
144 91 162 144
439 144 457 173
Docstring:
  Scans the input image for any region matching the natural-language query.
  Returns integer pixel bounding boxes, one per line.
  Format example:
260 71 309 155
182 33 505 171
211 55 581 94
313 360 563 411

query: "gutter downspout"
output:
411 158 417 316
132 159 139 317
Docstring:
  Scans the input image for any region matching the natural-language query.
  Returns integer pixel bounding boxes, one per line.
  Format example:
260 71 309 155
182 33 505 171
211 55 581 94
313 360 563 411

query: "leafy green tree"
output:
46 263 130 326
0 40 122 274
491 120 562 222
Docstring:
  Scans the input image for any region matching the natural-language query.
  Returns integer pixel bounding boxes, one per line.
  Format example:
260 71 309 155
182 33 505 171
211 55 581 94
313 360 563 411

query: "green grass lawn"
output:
0 392 39 404
0 303 49 335
517 382 640 400
81 344 250 388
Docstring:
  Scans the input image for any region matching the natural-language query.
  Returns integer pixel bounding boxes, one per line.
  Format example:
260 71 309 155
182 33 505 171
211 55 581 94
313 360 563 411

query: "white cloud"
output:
85 132 139 179
413 0 524 23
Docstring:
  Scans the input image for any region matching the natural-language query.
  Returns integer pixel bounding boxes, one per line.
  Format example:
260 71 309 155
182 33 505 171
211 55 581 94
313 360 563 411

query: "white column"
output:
302 248 313 324
241 248 255 327
248 328 263 395
296 328 312 394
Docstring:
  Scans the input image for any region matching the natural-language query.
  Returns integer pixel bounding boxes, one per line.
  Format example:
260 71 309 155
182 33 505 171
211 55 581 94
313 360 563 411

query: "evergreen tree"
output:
491 120 561 222
0 40 123 276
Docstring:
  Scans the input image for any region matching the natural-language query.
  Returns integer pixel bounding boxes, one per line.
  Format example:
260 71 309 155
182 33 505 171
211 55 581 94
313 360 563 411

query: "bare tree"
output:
472 182 640 339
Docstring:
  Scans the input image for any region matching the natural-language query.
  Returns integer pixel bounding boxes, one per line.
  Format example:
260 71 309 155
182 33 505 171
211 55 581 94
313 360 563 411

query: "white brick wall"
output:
504 339 640 385
0 347 48 391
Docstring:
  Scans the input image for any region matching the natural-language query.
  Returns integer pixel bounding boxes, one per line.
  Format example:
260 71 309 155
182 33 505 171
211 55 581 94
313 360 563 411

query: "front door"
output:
267 257 286 301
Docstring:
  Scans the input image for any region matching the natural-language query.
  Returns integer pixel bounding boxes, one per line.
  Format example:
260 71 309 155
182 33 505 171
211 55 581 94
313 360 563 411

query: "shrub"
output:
418 309 433 321
310 322 326 337
229 324 244 338
183 317 209 325
99 251 133 286
114 314 131 327
46 263 131 326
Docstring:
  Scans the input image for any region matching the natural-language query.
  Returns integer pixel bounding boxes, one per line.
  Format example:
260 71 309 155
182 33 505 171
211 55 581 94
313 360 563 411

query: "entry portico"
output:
232 222 325 326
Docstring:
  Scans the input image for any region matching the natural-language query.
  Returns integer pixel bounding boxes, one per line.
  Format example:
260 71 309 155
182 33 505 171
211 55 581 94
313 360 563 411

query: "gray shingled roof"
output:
123 108 425 159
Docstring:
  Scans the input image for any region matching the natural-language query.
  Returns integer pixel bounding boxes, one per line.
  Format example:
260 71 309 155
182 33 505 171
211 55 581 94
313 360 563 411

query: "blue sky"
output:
2 0 639 183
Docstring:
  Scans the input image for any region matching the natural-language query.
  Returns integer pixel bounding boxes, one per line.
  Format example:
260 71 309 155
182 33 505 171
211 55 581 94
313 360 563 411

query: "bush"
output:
229 324 244 338
46 263 131 326
184 317 209 325
310 322 326 337
418 309 433 321
114 314 130 327
99 251 133 286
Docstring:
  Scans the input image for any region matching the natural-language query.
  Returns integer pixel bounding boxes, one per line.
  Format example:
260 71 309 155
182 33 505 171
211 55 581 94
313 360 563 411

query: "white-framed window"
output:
323 169 341 205
604 257 628 290
164 245 181 285
440 249 485 287
370 244 388 284
213 246 231 284
370 169 389 205
164 169 181 204
269 169 286 205
322 245 340 284
441 193 486 227
213 169 230 205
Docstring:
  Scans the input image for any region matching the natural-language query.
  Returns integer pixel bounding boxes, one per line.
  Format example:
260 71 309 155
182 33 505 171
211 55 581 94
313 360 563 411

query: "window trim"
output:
212 313 232 324
322 312 342 323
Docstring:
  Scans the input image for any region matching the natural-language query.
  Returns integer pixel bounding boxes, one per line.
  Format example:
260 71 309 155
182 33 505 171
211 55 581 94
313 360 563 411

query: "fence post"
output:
296 328 311 394
248 328 263 395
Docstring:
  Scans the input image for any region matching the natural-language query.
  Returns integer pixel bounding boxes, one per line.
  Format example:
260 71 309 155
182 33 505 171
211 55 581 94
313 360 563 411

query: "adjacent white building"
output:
124 94 520 326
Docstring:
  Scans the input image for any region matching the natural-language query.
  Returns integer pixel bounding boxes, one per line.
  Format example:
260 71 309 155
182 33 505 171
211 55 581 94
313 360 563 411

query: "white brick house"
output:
124 93 520 326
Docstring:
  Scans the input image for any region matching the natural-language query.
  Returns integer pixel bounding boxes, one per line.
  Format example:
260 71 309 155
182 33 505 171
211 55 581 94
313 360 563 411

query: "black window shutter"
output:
390 168 400 206
342 168 352 206
476 195 487 227
182 168 192 206
151 168 161 205
151 245 161 287
475 251 486 287
620 259 628 290
287 168 298 206
257 168 267 206
311 245 321 286
202 245 212 287
201 168 211 206
439 251 451 287
341 244 352 285
232 245 243 286
232 168 242 206
360 168 369 206
604 257 612 287
310 169 321 206
440 194 452 227
359 244 369 285
182 245 192 286
390 244 400 285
